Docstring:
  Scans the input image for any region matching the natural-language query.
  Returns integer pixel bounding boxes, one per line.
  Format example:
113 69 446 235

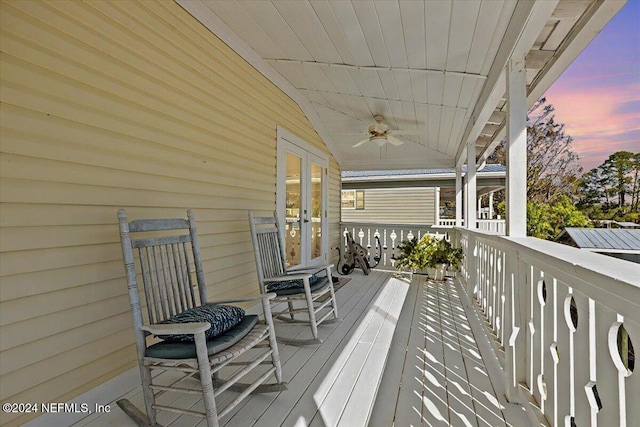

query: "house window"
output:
342 190 365 210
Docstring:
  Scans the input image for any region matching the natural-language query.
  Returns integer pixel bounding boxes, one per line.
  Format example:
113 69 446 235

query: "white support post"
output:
435 187 441 226
504 56 528 405
456 165 463 227
466 143 477 230
489 192 494 219
465 143 477 307
506 57 527 237
478 196 483 219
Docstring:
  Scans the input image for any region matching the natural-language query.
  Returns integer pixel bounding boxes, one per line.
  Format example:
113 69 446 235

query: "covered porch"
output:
70 222 639 427
2 1 639 427
75 269 530 427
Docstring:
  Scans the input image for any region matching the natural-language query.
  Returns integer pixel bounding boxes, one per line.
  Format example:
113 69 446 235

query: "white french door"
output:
277 127 328 268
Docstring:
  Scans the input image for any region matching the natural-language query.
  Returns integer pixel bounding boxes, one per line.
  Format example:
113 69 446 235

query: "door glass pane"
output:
285 153 301 266
311 162 323 259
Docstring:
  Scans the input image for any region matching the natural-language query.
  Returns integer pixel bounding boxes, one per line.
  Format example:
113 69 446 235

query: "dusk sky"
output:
543 0 640 172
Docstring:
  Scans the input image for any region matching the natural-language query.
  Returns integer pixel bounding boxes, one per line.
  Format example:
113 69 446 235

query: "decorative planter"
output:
425 264 457 281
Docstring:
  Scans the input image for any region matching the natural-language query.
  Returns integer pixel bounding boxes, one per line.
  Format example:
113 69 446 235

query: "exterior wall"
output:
341 188 436 225
0 1 339 425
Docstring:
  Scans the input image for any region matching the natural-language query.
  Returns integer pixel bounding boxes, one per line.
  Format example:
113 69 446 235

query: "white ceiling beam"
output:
176 0 344 166
264 59 487 80
455 0 559 167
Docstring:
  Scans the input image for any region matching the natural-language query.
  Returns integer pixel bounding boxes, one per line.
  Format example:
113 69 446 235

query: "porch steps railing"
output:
457 228 640 426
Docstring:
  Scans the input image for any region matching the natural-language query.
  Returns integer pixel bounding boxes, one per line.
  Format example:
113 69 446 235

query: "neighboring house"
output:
556 228 640 264
341 165 505 225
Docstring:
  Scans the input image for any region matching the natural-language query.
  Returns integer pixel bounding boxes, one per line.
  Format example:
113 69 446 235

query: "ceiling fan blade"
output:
352 138 370 148
387 135 405 146
390 129 425 135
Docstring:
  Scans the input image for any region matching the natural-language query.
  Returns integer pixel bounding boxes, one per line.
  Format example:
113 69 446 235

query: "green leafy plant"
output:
430 238 464 270
395 235 463 272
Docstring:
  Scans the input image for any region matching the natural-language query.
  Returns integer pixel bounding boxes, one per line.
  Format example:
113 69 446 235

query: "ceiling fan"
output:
351 115 424 148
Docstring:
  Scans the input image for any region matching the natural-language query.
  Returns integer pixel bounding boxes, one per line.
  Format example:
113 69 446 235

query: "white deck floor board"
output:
267 272 391 427
372 276 529 427
221 271 390 427
368 274 421 427
76 272 531 427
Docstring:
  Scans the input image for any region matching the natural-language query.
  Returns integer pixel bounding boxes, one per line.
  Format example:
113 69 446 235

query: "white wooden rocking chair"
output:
117 209 286 427
248 211 340 346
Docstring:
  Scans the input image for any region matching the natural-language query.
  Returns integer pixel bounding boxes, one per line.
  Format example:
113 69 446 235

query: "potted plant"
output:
395 234 463 280
428 238 463 280
395 235 435 273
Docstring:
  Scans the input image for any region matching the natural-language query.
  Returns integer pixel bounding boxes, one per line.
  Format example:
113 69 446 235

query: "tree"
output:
526 98 583 202
487 98 586 239
578 151 640 219
603 151 634 208
488 98 583 204
499 196 592 240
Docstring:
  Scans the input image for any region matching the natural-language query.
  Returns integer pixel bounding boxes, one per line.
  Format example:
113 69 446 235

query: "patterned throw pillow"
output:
158 304 245 342
266 274 319 292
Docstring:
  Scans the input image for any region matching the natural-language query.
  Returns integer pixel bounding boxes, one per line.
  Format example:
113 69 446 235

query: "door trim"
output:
276 126 329 266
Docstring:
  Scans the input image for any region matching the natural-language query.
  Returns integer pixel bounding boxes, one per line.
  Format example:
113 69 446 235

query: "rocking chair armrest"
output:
265 273 313 282
207 292 277 304
287 263 334 273
141 322 210 336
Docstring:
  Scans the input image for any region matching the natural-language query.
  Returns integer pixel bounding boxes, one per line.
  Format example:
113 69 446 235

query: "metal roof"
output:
559 228 640 252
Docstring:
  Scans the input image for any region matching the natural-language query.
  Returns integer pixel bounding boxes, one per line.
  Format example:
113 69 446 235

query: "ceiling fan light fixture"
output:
371 136 387 146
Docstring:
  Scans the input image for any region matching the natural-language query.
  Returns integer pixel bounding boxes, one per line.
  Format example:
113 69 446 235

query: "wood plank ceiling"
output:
186 0 605 171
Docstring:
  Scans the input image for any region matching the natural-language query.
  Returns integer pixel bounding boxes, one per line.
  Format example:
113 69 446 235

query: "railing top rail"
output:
454 226 503 237
340 222 451 231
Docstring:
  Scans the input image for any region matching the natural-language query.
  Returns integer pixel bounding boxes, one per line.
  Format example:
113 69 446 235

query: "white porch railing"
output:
339 222 452 269
457 227 640 426
438 218 506 234
476 219 506 234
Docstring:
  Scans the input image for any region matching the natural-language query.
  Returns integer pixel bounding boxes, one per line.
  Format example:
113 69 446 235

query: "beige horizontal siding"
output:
0 1 340 425
341 188 436 225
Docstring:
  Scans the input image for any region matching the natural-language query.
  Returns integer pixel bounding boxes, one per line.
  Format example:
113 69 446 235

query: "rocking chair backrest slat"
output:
118 209 205 328
249 211 287 291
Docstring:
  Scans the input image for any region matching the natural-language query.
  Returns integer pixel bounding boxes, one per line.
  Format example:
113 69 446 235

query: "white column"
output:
504 56 528 405
435 187 440 225
455 165 463 227
506 57 527 237
489 192 494 219
478 196 483 219
465 143 477 229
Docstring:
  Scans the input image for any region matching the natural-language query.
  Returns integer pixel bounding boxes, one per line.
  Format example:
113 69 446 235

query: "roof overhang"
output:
178 0 625 171
342 167 505 190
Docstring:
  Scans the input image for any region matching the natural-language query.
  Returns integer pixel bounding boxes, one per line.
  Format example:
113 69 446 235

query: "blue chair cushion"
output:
157 304 245 342
146 315 259 359
269 275 329 296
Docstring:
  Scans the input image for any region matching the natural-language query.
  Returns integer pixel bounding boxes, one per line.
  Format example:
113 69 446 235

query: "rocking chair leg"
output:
262 298 284 384
194 333 219 427
303 282 319 340
117 398 161 427
139 364 158 426
287 300 295 320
